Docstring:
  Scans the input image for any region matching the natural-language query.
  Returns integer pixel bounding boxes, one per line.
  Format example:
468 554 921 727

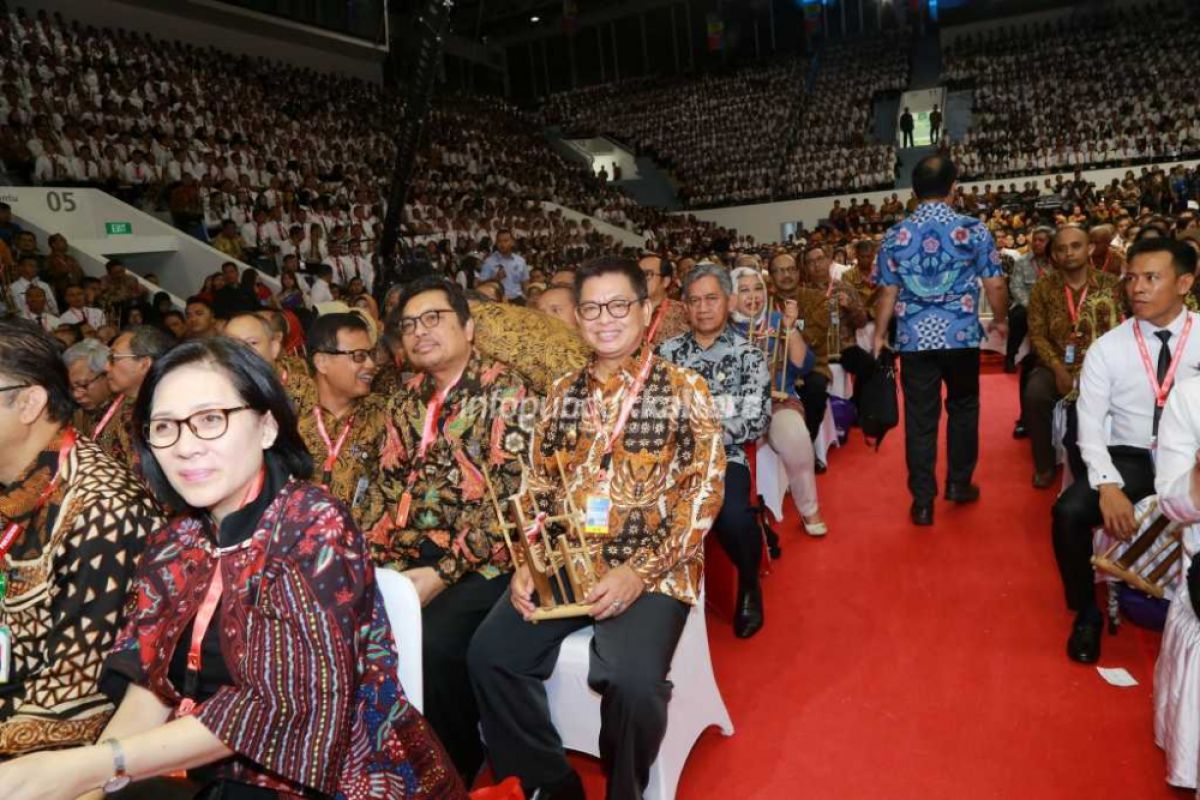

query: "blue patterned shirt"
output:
876 201 1002 352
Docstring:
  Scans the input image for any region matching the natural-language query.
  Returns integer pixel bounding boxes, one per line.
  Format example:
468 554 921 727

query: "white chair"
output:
375 568 425 714
814 400 839 464
542 588 734 800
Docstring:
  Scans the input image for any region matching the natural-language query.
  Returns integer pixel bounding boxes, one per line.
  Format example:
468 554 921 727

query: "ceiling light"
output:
530 15 540 22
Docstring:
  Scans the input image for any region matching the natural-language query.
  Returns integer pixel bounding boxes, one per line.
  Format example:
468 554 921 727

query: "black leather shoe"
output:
910 502 934 526
944 483 980 503
1032 470 1057 489
765 526 783 560
1067 609 1102 664
734 583 764 639
1004 358 1017 374
1012 421 1027 439
814 460 827 475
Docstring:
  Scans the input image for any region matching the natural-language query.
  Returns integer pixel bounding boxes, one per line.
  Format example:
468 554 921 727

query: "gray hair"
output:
681 262 732 297
62 338 110 374
123 325 175 359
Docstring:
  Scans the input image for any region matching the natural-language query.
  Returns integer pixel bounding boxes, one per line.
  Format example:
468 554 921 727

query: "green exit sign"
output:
105 222 132 235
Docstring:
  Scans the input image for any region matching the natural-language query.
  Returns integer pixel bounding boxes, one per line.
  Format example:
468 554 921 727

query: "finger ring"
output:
612 600 623 610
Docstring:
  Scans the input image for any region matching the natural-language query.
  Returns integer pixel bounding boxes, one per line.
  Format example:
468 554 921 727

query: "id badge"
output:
584 494 612 536
0 625 11 684
796 319 805 332
1064 343 1077 365
830 310 840 326
352 476 370 509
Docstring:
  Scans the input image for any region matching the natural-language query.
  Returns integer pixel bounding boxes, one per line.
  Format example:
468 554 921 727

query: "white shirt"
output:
1156 375 1200 527
1078 309 1200 490
10 277 60 315
309 278 334 305
20 309 61 331
58 306 106 328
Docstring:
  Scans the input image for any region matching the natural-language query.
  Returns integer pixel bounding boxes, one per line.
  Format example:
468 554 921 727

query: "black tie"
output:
1154 329 1173 436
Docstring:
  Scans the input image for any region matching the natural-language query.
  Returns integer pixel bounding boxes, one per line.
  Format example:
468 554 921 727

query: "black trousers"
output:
1051 446 1155 612
468 592 688 800
799 371 829 442
1007 304 1028 365
423 570 512 781
714 463 761 587
899 348 981 504
902 129 914 147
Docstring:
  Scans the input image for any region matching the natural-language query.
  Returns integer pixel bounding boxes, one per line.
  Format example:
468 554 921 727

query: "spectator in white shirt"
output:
20 285 61 331
309 263 335 305
1054 238 1200 665
10 257 60 315
478 229 529 300
57 285 106 328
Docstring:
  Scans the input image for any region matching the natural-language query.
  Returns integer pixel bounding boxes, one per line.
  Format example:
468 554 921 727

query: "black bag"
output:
857 349 899 450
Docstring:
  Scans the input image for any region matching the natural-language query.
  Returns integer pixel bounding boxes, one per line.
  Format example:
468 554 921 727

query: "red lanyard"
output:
93 395 124 439
394 374 463 528
1064 284 1088 326
0 427 77 561
177 466 265 717
313 406 355 483
588 348 656 460
1133 316 1193 409
825 280 835 299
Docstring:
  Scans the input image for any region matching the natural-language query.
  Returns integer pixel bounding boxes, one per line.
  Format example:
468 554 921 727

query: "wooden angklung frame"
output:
1091 497 1182 600
481 453 602 621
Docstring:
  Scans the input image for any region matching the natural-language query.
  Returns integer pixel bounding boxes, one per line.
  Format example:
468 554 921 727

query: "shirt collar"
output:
685 324 737 352
1136 307 1190 338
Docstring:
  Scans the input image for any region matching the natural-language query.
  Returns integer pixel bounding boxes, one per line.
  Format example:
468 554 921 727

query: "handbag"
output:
857 349 899 450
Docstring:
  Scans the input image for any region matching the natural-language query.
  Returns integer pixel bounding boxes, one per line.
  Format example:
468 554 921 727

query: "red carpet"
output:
567 371 1190 799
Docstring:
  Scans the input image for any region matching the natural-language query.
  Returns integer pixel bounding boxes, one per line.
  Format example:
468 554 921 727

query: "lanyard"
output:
644 298 670 344
1064 284 1088 327
93 395 124 439
824 280 835 299
587 347 656 465
313 406 355 483
1133 316 1193 409
394 373 463 528
177 466 265 717
0 427 77 563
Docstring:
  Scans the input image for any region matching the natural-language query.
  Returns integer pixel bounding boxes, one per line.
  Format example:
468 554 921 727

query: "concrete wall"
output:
681 158 1200 244
16 0 386 82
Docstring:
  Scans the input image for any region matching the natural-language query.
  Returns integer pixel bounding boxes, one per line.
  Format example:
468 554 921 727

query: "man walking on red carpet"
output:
873 155 1009 526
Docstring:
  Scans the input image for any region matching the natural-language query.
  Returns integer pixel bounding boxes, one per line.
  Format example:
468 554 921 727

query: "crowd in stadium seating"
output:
775 32 907 200
942 1 1200 181
543 58 808 208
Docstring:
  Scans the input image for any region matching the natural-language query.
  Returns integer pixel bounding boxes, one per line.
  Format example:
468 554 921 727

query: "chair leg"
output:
1106 582 1121 635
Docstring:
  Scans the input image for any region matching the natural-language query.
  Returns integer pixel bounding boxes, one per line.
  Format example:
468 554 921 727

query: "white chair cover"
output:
375 568 425 714
814 400 839 464
755 438 788 522
828 363 851 400
543 587 734 800
1155 524 1200 790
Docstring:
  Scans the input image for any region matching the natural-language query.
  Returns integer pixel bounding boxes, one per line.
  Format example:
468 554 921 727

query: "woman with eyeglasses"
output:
0 338 464 800
729 266 828 537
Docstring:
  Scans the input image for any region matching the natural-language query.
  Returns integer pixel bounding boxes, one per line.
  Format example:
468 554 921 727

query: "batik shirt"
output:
529 350 725 606
361 352 533 586
658 326 771 468
792 286 834 379
876 201 1003 351
1028 268 1123 379
101 477 464 799
89 396 137 475
843 265 881 316
648 298 690 348
294 390 388 527
1 435 160 755
469 300 591 395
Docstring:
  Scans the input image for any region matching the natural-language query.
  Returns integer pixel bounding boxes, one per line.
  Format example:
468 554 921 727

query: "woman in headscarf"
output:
729 266 828 536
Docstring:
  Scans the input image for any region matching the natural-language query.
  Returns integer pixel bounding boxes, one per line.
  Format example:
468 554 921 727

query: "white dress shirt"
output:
1078 309 1200 490
59 306 106 328
10 277 60 315
309 279 334 306
20 309 61 331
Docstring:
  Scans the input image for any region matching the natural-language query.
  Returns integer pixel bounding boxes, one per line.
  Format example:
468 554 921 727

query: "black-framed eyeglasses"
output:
70 373 106 392
145 406 254 449
0 384 30 394
398 308 455 336
317 348 376 364
577 297 645 321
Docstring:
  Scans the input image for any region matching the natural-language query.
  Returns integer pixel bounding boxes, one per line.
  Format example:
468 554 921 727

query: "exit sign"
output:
105 222 132 235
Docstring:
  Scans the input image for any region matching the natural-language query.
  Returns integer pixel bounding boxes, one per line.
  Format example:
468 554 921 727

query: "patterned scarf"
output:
0 432 68 562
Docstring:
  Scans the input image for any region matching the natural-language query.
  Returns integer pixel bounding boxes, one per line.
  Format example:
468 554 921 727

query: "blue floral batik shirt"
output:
876 201 1002 352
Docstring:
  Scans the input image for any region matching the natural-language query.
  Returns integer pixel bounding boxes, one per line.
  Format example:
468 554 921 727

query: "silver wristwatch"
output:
101 738 132 794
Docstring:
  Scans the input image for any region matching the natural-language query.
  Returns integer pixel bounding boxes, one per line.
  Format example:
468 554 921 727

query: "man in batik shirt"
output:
292 313 386 526
660 262 771 638
0 320 161 755
100 325 174 470
640 252 689 346
361 276 532 783
470 256 724 800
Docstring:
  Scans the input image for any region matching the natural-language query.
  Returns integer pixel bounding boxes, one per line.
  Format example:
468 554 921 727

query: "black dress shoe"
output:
765 526 783 560
1012 421 1027 439
944 483 980 503
1032 469 1057 489
734 583 764 639
532 769 585 800
1004 358 1017 373
814 460 827 475
1067 609 1102 664
910 502 934 526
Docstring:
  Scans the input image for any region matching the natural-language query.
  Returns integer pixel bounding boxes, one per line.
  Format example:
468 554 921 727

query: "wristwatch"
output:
101 738 132 794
